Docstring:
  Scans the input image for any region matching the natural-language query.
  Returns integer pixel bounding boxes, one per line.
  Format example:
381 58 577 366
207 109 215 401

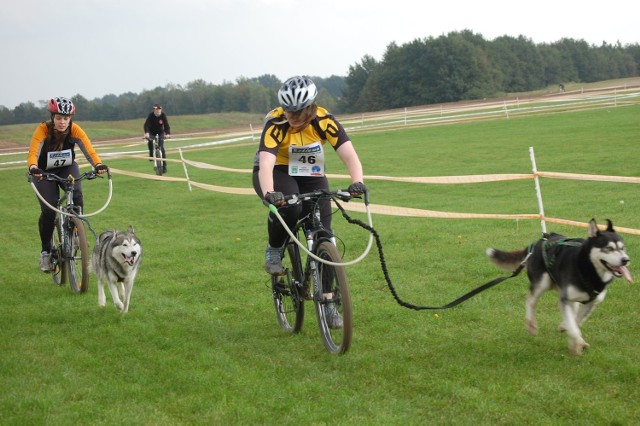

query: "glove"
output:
347 182 367 196
29 167 43 176
95 164 109 174
265 191 285 206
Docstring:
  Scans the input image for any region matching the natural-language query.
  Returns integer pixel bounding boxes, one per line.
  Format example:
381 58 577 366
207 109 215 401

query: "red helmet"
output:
48 97 76 115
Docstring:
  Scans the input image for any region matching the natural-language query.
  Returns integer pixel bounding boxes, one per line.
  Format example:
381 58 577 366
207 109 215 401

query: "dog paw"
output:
558 323 567 332
569 340 589 356
526 320 538 335
115 301 125 311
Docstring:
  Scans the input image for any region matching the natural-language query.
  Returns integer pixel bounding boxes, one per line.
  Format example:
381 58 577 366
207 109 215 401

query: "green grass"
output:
1 102 639 424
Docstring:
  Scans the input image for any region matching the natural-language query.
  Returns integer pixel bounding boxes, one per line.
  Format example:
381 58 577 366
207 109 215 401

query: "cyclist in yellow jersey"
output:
27 97 108 272
252 76 366 277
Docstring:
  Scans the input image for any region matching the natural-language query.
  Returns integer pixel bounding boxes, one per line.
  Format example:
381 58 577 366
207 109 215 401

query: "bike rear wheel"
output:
313 241 352 354
272 242 304 333
50 214 66 286
67 217 90 293
154 146 163 176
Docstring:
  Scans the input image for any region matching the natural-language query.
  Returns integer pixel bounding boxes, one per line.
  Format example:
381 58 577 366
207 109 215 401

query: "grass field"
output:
1 99 639 424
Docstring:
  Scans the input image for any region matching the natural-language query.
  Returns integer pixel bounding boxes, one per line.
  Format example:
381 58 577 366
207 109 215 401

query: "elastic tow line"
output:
333 200 529 311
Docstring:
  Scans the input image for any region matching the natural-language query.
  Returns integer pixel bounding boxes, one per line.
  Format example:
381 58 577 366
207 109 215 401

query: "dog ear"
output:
588 218 599 237
605 219 614 232
128 225 135 234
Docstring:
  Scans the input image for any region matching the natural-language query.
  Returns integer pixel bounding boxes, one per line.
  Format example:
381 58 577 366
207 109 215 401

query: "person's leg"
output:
297 176 331 232
159 136 167 171
68 163 83 212
268 168 300 248
33 177 60 271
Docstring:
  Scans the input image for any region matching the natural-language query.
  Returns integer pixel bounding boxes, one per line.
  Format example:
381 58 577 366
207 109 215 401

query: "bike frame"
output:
29 170 112 292
268 188 371 354
147 135 165 175
269 190 374 266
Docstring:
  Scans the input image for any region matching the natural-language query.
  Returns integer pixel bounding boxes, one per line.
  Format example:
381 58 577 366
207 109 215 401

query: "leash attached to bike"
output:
28 171 113 241
331 197 529 311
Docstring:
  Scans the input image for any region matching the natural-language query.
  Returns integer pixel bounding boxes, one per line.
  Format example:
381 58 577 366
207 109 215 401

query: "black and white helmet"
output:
48 97 76 115
277 76 318 112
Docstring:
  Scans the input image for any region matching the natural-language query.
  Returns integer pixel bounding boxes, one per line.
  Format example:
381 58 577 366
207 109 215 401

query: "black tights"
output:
252 166 331 248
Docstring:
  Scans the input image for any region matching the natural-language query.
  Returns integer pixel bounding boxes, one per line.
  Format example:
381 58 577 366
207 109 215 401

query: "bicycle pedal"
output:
303 288 313 300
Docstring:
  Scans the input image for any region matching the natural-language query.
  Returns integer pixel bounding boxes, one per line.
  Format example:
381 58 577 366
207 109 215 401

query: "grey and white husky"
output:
92 226 142 313
487 219 632 355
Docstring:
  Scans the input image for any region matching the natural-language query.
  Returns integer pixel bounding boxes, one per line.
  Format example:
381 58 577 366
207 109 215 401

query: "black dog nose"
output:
622 257 629 265
131 251 137 257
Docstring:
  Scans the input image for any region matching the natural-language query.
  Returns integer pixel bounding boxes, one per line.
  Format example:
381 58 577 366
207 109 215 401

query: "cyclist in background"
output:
252 76 367 275
143 103 171 173
27 97 109 272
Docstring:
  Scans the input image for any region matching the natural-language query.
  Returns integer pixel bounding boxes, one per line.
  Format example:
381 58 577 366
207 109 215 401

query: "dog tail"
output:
486 247 528 272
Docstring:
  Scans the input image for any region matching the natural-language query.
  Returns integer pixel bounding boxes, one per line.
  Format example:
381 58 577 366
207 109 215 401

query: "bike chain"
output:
332 200 526 311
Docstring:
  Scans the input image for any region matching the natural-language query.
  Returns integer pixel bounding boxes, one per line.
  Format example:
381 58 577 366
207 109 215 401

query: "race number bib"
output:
288 142 325 177
46 149 72 170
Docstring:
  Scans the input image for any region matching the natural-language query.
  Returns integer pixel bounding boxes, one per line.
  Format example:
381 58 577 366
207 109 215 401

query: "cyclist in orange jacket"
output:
27 97 108 272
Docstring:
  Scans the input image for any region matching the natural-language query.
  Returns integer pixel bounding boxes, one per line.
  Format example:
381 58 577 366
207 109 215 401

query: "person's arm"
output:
72 123 102 167
143 114 151 136
335 141 364 183
258 151 277 196
27 123 47 170
163 113 170 135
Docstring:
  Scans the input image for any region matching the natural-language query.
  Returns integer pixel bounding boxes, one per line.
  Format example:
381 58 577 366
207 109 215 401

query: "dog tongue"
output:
123 256 135 266
617 265 633 284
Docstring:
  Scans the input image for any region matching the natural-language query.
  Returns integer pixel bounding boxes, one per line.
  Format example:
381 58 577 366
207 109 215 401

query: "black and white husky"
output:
91 226 142 313
487 219 632 355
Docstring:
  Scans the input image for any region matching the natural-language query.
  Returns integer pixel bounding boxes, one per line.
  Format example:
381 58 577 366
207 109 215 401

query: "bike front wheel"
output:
154 146 164 176
67 217 90 293
272 243 305 333
50 214 66 286
313 241 352 354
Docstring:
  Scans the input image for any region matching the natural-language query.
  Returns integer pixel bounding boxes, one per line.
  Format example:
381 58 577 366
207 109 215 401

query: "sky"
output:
1 0 638 109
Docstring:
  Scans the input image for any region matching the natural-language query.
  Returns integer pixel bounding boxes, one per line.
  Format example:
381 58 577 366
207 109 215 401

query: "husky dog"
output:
487 219 632 355
92 226 142 313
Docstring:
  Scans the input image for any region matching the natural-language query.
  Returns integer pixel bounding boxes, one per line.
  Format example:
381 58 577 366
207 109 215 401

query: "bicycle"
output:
145 135 165 176
29 170 113 293
267 188 373 355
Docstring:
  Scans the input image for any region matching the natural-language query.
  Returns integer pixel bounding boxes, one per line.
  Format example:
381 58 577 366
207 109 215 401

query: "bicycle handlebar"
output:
284 188 357 205
28 169 113 218
38 170 101 184
265 187 374 267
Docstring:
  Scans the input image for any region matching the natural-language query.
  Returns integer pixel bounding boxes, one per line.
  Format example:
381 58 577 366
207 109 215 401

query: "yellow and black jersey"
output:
27 121 102 170
258 106 349 166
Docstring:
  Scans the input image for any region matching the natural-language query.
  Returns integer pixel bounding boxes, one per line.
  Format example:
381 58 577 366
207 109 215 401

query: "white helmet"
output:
277 76 318 112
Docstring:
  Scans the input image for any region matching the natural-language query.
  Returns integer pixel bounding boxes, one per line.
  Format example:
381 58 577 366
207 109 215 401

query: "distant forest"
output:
2 30 639 125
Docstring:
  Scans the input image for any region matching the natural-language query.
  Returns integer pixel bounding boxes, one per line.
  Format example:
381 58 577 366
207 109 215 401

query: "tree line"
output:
2 30 638 125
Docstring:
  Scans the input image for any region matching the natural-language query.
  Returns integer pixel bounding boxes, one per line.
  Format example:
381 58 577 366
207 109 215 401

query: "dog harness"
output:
541 237 607 303
541 237 583 271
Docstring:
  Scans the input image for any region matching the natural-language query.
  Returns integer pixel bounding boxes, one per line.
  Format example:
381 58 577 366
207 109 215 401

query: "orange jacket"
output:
27 121 102 170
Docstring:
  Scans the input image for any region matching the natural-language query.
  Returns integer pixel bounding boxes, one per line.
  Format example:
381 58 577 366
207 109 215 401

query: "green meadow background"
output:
1 94 639 424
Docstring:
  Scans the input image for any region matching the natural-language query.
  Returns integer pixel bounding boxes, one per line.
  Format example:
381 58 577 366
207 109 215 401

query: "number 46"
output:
298 155 316 164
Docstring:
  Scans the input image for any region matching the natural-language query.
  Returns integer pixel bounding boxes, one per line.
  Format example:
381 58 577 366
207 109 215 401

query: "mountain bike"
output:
267 188 371 354
146 135 165 176
29 170 113 293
